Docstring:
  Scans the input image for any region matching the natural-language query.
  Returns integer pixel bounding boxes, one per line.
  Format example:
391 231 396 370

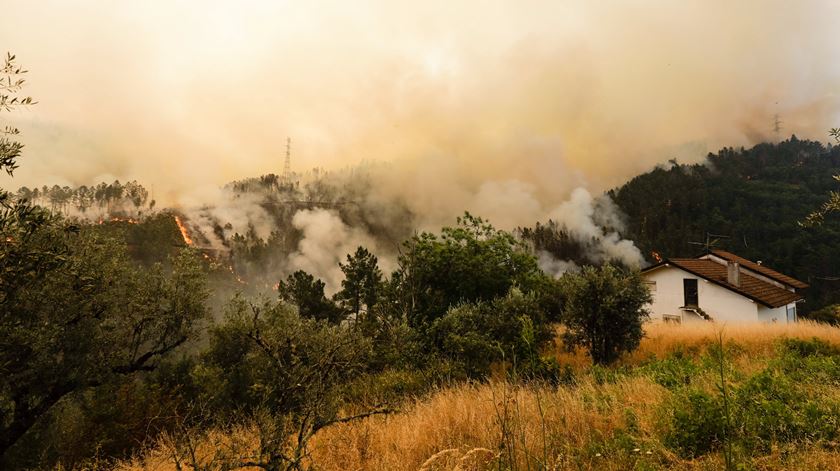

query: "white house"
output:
640 250 807 324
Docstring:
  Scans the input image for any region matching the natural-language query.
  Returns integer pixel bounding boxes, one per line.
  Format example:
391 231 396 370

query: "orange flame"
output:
652 251 663 263
174 216 194 246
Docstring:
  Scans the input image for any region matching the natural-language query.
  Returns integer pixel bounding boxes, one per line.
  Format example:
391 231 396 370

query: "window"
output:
663 314 682 324
683 279 698 307
643 280 657 292
786 304 797 323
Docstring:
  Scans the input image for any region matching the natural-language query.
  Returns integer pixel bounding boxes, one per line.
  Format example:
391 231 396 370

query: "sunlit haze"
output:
2 0 839 211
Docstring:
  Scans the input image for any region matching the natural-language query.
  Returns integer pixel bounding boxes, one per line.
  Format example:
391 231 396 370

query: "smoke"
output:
537 251 579 278
548 188 643 267
2 1 839 280
3 1 839 198
178 187 275 251
286 208 394 293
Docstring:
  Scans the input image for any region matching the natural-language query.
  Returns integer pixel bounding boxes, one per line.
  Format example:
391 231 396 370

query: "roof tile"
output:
710 249 808 289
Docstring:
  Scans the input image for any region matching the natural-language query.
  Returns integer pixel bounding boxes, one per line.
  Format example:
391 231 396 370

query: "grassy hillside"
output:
118 322 840 471
611 137 840 313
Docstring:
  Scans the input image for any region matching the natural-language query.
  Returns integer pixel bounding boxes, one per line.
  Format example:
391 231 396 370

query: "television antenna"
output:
688 232 731 253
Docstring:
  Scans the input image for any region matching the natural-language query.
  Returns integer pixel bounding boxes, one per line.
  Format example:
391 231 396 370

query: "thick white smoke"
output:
285 208 394 293
547 188 643 268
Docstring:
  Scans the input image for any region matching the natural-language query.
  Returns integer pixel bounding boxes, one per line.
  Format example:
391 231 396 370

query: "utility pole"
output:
773 114 783 142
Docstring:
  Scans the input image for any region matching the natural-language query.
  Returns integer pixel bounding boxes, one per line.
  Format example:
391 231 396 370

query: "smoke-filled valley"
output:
4 1 840 470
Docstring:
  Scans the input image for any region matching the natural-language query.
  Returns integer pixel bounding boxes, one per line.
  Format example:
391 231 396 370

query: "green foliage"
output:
662 337 840 460
335 246 383 324
429 288 555 379
663 389 728 458
560 265 651 365
396 212 549 328
639 350 703 389
802 127 838 226
199 297 371 415
277 269 344 324
1 52 35 176
733 369 840 453
802 303 840 326
0 221 209 460
194 298 387 469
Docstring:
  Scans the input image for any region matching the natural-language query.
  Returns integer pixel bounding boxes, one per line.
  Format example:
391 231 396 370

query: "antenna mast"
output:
688 232 731 253
773 114 783 141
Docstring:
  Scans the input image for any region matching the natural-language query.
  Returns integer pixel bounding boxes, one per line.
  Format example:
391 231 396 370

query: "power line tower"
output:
773 114 783 141
283 137 291 181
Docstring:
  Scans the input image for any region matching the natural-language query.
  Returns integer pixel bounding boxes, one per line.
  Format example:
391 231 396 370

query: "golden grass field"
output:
117 321 840 471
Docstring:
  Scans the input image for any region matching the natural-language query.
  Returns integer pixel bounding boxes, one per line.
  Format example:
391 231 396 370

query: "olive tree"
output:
0 54 210 459
560 264 651 365
196 297 389 470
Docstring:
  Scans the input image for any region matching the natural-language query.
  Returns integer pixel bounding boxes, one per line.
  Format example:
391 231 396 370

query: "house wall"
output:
758 303 797 324
642 265 759 323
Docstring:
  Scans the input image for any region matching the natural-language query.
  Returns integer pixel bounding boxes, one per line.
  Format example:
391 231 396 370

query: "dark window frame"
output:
683 278 698 307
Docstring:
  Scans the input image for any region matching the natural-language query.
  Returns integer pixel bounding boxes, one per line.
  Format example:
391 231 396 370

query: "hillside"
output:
611 137 840 312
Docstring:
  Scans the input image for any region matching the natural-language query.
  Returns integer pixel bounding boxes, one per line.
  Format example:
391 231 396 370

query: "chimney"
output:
727 261 740 287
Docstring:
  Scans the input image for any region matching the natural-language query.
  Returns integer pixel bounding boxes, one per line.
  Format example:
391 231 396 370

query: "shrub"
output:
734 369 840 452
663 389 727 458
560 264 651 365
640 351 702 389
429 288 554 379
802 304 840 326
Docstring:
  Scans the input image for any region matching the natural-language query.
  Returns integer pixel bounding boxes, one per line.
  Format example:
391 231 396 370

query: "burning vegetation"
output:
173 215 194 246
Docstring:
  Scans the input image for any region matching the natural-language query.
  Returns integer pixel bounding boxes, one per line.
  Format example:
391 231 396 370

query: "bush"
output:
429 288 554 379
734 369 840 452
802 304 840 326
640 351 702 389
198 296 372 416
560 264 651 365
395 213 550 329
662 342 840 460
663 389 727 458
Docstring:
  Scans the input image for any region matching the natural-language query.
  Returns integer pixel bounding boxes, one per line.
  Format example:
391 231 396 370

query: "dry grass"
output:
554 320 840 369
117 321 840 471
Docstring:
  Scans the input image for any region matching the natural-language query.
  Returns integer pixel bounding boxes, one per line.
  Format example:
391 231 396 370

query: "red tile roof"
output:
709 250 809 289
643 258 803 308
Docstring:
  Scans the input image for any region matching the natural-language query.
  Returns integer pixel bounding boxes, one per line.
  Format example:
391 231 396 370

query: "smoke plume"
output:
2 1 839 282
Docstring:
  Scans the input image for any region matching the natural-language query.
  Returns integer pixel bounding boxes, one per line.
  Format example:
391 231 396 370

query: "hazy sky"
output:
2 0 839 204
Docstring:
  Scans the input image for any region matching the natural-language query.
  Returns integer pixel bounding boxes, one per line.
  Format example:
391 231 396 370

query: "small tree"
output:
560 264 651 365
197 298 389 470
395 213 546 329
335 246 382 325
277 270 344 324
